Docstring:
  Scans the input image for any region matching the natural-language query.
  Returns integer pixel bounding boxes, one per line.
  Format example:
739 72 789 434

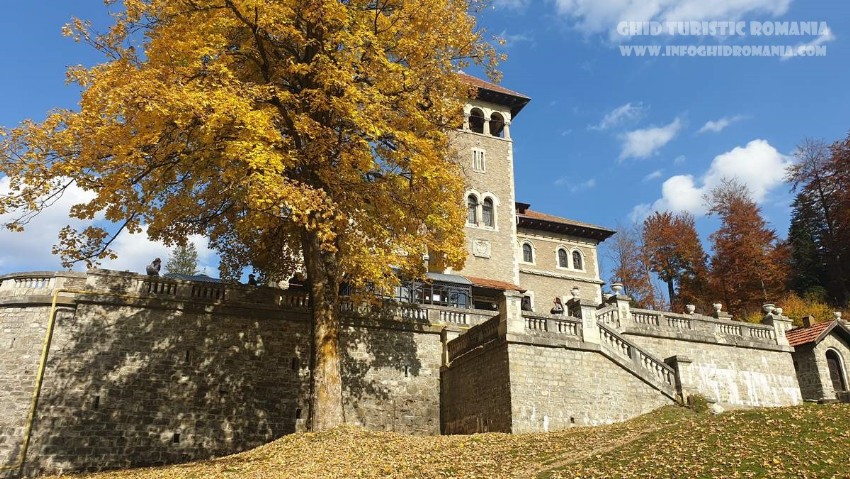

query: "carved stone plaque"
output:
472 239 491 258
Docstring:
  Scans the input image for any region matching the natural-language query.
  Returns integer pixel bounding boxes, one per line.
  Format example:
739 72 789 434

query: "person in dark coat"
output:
550 297 564 315
248 273 258 286
146 258 161 276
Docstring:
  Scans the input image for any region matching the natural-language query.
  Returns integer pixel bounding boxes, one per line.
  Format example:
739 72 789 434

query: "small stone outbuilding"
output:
787 316 850 403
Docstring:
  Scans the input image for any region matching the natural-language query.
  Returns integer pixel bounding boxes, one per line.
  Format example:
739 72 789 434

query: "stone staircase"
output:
596 322 678 401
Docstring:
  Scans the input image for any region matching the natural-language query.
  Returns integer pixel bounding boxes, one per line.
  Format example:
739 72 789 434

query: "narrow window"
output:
522 243 533 263
826 350 847 392
482 198 494 227
469 108 485 134
472 148 486 172
572 251 583 270
558 249 568 268
172 432 181 444
467 195 478 225
489 112 505 138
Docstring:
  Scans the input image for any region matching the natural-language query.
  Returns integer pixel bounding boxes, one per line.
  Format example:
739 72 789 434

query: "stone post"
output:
761 304 792 347
499 290 525 336
440 328 460 367
711 302 733 321
568 297 600 344
665 355 695 404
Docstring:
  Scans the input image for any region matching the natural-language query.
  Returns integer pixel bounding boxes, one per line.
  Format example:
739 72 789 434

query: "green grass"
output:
42 404 850 479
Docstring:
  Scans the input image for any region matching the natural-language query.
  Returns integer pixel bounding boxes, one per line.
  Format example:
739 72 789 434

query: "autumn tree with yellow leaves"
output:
0 0 499 430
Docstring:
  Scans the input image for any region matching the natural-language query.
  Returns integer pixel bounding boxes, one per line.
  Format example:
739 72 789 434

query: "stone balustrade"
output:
595 305 620 328
0 272 87 298
521 312 582 338
598 323 676 392
627 308 778 346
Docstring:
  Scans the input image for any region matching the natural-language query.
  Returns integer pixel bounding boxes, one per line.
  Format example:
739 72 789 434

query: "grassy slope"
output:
43 404 850 479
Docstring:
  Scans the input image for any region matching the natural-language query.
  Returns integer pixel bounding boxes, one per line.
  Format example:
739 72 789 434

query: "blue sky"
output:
1 0 848 281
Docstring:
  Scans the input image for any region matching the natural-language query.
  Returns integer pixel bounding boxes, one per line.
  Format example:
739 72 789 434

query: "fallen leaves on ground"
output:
41 404 850 479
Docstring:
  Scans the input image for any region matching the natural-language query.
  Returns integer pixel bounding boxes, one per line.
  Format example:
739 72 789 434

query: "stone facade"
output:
790 323 850 402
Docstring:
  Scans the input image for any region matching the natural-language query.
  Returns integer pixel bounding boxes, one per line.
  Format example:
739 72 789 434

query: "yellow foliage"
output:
0 0 499 290
775 291 839 327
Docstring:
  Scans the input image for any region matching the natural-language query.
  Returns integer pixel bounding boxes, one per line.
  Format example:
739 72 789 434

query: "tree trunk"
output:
301 230 344 431
666 279 676 309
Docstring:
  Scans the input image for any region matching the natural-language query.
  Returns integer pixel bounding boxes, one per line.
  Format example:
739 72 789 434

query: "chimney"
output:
802 315 814 328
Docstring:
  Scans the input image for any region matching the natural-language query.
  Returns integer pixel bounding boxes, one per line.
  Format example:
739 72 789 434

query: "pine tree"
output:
166 243 199 276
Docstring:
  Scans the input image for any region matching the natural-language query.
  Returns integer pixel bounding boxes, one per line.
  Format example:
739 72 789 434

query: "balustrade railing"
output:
627 307 780 346
598 323 676 390
521 313 581 338
595 305 620 328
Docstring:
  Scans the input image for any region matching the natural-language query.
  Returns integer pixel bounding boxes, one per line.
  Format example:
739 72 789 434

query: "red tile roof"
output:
786 320 835 347
457 72 529 99
463 275 526 293
518 209 613 232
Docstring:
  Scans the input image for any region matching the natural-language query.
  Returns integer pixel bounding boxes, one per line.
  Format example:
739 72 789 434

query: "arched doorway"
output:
826 349 847 393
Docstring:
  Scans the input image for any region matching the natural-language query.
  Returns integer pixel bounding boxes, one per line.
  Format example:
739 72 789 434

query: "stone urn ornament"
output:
835 311 843 321
685 304 696 315
611 283 624 296
713 302 723 313
762 303 776 314
774 307 783 316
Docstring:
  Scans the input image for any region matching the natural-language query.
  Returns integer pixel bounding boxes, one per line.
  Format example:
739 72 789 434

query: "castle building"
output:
0 74 847 477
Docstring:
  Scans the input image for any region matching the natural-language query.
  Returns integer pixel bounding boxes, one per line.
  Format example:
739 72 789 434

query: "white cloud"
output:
0 176 95 273
673 155 687 165
643 170 664 182
781 26 835 61
99 226 218 276
619 117 682 160
498 30 534 49
589 102 646 131
630 139 792 220
698 115 746 134
554 0 792 37
493 0 530 10
0 176 218 276
554 177 596 193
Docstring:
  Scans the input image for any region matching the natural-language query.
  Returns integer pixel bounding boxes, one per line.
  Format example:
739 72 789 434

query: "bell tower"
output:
447 73 530 286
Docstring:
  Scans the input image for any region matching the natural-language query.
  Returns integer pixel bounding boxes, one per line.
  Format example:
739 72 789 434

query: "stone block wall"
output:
0 272 449 476
506 342 673 432
341 320 444 434
625 334 802 407
793 334 850 401
441 339 512 434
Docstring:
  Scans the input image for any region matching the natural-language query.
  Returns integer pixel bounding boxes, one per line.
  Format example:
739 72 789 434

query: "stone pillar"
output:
711 302 733 321
499 290 525 336
440 328 460 367
665 355 695 404
761 305 792 347
568 297 600 344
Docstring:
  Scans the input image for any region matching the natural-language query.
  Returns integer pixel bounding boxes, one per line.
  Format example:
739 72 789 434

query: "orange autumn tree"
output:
607 222 661 309
706 179 789 319
0 0 499 431
642 211 708 310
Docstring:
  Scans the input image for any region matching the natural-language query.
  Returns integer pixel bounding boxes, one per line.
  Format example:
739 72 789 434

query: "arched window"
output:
467 195 478 225
558 248 568 268
572 250 583 270
489 112 505 138
522 243 534 263
826 349 847 393
482 198 494 227
469 108 485 134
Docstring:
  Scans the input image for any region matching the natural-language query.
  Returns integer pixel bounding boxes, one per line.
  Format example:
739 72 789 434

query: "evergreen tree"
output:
166 243 199 276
